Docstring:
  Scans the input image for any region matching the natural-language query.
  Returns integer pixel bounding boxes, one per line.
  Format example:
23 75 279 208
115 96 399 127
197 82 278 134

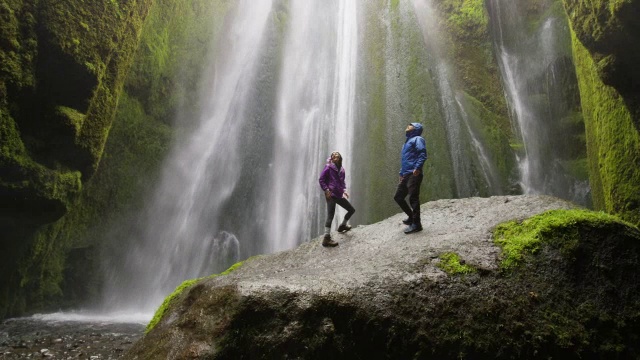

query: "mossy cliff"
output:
563 0 640 226
433 0 516 195
126 196 640 359
1 0 152 225
0 0 153 317
1 0 235 314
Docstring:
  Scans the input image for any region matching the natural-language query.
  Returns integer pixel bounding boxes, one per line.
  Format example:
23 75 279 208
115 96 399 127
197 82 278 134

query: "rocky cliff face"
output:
0 0 152 317
563 0 640 226
1 0 152 227
126 196 640 359
564 0 640 115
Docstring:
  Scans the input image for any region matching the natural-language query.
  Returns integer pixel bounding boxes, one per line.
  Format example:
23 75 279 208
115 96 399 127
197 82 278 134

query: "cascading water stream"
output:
100 0 359 316
266 0 358 252
487 0 590 205
101 0 274 315
411 0 483 197
456 94 503 195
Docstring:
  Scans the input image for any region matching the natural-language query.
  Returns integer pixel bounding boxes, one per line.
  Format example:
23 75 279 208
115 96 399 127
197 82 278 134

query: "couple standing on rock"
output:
318 123 428 247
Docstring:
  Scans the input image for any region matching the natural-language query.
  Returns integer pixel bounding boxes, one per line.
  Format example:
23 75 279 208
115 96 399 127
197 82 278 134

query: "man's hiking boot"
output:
337 224 352 233
402 217 412 225
322 234 339 247
403 223 423 234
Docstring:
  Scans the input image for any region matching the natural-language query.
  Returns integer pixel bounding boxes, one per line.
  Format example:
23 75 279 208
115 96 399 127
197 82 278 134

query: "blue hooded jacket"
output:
400 122 427 176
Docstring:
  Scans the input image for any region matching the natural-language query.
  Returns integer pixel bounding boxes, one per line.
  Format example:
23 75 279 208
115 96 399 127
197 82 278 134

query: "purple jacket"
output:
319 162 346 199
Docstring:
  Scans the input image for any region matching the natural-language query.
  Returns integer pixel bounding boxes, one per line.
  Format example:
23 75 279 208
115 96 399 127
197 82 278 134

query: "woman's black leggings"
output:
325 197 356 228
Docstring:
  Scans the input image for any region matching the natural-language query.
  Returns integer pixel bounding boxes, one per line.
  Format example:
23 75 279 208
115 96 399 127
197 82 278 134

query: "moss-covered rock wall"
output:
563 0 640 226
433 0 516 195
0 0 154 318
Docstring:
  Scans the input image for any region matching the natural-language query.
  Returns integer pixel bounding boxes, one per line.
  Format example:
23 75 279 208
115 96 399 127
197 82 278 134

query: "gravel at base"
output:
0 318 144 359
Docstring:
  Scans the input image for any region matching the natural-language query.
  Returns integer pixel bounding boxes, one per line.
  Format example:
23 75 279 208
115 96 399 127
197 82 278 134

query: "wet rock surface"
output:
128 195 640 359
0 318 144 359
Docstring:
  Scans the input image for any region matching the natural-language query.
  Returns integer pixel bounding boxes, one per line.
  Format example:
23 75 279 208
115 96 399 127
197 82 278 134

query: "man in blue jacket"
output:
394 122 427 234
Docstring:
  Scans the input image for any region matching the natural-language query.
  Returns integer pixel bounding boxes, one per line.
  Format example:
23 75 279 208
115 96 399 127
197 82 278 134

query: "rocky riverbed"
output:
0 314 145 359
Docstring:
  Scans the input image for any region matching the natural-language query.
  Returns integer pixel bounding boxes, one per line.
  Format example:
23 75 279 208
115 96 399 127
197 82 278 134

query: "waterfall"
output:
266 0 358 252
487 0 590 205
411 0 493 197
98 0 589 320
101 0 275 315
101 0 359 316
456 94 503 195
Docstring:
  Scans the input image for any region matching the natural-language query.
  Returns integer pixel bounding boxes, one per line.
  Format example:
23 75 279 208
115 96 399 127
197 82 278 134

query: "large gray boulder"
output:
126 195 640 359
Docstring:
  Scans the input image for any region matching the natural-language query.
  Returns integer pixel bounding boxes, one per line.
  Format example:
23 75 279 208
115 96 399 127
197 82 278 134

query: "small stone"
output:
40 348 49 354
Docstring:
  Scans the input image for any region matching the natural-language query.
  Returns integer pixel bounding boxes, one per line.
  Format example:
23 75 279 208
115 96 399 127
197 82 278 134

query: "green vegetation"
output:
493 208 635 269
437 252 476 275
146 260 246 333
126 0 231 124
446 0 488 39
569 29 640 227
436 0 507 117
0 0 154 317
0 0 236 317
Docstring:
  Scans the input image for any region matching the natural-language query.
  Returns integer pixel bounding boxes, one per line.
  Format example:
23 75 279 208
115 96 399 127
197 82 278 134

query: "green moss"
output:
126 0 232 124
433 0 512 167
437 252 476 275
0 0 155 318
493 209 635 270
35 0 154 176
446 0 488 39
146 260 247 333
570 28 640 226
5 0 233 318
54 106 85 137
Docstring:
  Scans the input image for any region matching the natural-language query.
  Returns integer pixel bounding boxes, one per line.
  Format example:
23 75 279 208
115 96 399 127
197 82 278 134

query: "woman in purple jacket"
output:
318 151 355 247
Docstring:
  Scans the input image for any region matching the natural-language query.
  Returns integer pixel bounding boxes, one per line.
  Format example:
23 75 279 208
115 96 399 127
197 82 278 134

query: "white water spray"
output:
488 0 589 204
412 0 479 197
101 0 274 315
101 0 360 317
267 0 358 252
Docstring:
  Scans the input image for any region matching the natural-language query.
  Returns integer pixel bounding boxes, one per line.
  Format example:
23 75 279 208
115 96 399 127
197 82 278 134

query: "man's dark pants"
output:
394 173 423 225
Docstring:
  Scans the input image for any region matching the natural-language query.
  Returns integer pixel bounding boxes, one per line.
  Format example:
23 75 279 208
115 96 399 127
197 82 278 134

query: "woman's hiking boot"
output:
322 234 339 247
337 224 352 233
402 217 412 225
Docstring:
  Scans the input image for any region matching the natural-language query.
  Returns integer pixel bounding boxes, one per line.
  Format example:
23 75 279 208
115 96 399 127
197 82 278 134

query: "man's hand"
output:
413 169 421 176
343 191 349 199
325 189 332 200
